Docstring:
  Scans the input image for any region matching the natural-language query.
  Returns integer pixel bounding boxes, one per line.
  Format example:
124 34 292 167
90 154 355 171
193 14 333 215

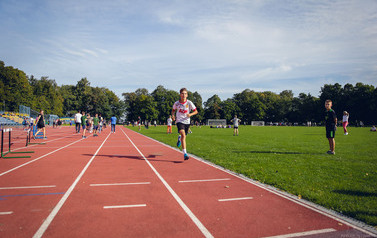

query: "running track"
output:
0 126 375 237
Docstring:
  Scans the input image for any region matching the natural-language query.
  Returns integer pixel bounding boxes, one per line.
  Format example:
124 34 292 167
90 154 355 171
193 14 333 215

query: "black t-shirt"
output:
37 114 45 126
325 109 336 128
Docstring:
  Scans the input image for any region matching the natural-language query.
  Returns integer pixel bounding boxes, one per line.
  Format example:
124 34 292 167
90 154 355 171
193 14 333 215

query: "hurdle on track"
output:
33 125 47 139
1 128 34 159
26 129 46 146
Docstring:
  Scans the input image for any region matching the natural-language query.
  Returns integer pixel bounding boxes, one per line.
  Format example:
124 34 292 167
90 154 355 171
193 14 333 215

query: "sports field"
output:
126 125 377 227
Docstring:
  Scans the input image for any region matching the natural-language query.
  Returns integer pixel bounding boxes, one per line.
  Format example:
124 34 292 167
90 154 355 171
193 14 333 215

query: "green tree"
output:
59 85 78 116
151 85 179 124
220 98 239 122
191 91 204 123
123 88 158 123
204 94 222 119
233 89 265 123
0 61 33 111
29 76 64 115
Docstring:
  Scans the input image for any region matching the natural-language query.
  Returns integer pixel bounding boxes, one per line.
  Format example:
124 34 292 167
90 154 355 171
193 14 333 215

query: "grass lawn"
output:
125 125 377 227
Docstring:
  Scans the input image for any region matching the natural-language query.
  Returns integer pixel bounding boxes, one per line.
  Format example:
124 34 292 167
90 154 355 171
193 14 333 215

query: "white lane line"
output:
179 178 231 183
0 185 56 190
218 197 253 202
121 128 214 238
0 211 13 215
262 228 336 238
0 136 87 177
104 204 147 209
32 132 111 238
131 129 377 237
90 182 150 187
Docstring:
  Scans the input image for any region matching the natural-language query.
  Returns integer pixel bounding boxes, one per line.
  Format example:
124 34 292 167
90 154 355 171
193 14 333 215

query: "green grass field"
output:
126 125 377 227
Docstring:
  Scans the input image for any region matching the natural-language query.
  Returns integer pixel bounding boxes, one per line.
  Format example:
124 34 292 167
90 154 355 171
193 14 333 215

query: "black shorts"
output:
326 127 336 138
234 126 238 129
177 122 190 135
37 123 45 129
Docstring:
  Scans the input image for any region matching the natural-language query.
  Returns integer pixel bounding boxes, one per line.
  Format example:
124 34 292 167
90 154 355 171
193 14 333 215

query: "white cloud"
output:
1 0 376 101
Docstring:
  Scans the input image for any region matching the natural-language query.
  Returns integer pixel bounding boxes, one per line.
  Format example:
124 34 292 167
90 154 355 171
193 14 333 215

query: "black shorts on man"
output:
177 122 190 135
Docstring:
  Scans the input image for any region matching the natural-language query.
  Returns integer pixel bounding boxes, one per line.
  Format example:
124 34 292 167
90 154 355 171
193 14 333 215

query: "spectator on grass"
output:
325 100 337 155
167 115 173 134
137 116 142 131
342 111 349 135
371 125 376 132
231 115 241 136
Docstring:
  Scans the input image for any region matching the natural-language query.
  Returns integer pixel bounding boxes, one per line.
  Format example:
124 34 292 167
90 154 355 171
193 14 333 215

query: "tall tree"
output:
204 94 222 119
0 61 33 111
29 76 64 115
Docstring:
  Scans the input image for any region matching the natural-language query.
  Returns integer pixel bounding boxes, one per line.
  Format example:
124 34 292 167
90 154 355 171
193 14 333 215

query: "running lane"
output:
35 129 206 237
0 128 109 238
121 127 374 238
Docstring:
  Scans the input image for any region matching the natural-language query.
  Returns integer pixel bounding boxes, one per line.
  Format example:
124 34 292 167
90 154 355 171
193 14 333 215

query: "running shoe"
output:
177 135 181 147
184 153 189 160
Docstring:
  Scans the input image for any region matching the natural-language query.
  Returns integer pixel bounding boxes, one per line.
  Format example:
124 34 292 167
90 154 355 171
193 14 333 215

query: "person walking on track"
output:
34 110 46 139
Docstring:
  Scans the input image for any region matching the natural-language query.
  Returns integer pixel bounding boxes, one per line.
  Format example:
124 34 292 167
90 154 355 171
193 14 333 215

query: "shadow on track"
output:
82 153 183 163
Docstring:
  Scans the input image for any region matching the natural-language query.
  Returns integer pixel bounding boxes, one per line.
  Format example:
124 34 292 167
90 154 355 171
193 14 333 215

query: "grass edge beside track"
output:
124 125 377 231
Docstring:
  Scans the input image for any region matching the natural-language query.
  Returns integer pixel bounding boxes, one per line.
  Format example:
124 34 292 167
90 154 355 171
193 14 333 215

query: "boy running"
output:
172 88 198 160
325 100 337 155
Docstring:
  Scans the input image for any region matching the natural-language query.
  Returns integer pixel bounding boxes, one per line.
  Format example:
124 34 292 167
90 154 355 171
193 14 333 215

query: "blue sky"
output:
1 0 377 101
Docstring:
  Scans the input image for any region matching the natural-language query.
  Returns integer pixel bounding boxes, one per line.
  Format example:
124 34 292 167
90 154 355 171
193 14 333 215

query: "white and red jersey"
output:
173 100 196 124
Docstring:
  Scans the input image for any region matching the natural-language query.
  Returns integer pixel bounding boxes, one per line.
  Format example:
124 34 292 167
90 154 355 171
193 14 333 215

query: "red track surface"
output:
0 126 375 237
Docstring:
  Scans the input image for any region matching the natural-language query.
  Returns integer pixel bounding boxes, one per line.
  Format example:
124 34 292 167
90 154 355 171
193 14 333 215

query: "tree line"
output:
1 60 376 125
0 61 124 119
123 84 377 125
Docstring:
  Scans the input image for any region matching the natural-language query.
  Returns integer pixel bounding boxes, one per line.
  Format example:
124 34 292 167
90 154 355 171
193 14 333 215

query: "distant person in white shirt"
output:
342 111 349 135
231 115 241 136
74 111 82 133
167 115 173 134
172 88 198 161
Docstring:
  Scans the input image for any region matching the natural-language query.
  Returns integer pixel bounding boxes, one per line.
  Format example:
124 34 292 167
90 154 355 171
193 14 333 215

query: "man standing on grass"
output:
172 88 198 160
231 115 241 136
325 100 337 155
